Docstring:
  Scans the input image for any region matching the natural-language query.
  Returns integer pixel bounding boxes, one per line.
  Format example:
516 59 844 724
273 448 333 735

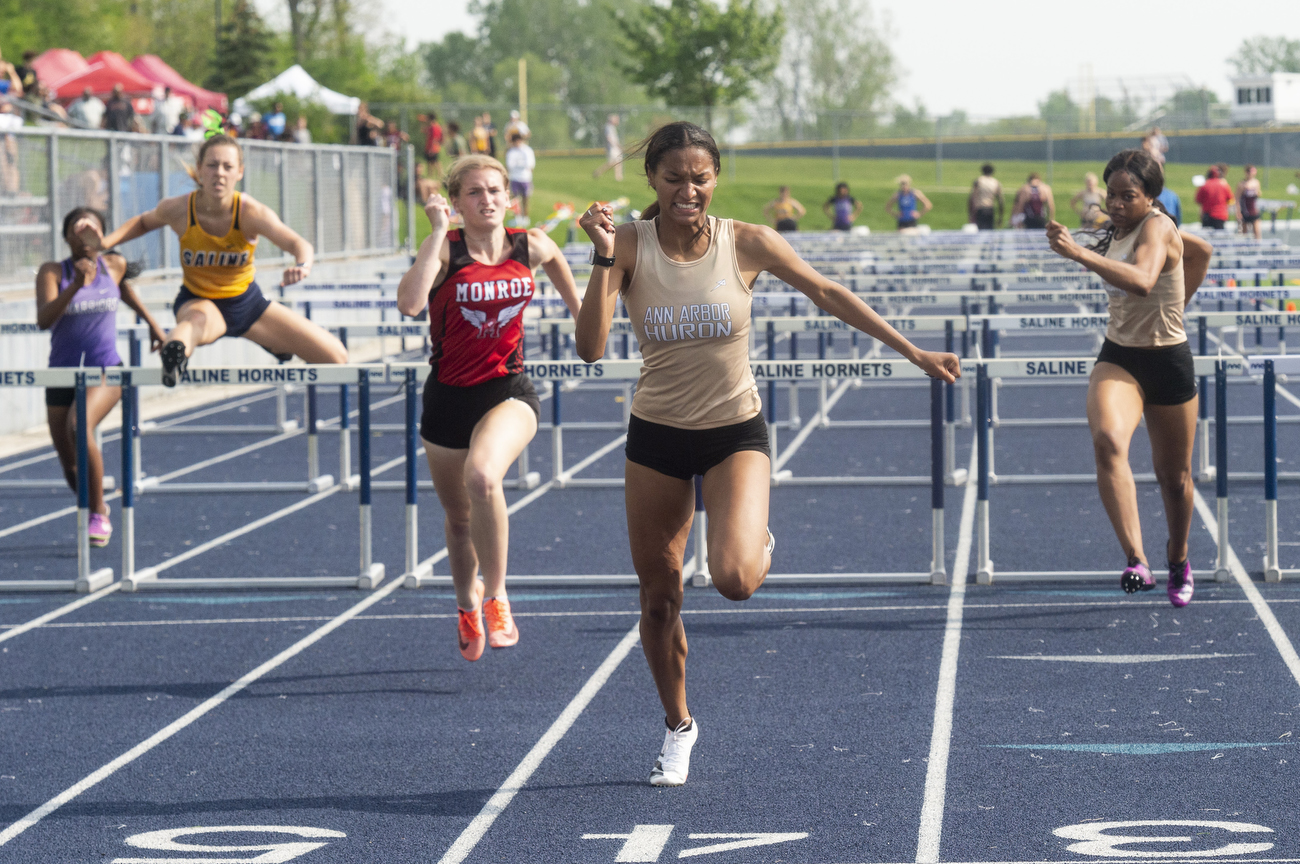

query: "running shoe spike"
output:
1168 561 1194 608
1120 561 1155 594
160 340 188 388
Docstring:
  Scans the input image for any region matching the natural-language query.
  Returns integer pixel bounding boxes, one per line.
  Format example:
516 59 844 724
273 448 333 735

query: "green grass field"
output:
403 155 1261 246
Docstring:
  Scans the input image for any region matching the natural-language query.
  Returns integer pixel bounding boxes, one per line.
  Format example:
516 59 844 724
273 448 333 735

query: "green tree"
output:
766 0 894 140
618 0 784 128
206 0 278 98
1230 36 1300 75
0 0 131 64
1038 89 1078 133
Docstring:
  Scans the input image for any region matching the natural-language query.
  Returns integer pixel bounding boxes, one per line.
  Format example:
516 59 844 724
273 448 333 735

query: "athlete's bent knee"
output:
1091 429 1127 463
1154 464 1191 493
708 552 763 601
323 341 348 364
463 462 503 501
640 585 683 625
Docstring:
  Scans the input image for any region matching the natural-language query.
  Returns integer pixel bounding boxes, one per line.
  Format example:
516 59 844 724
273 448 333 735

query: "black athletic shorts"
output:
1096 338 1196 406
625 413 770 480
1023 215 1047 230
420 371 541 449
897 219 919 229
1201 215 1225 230
775 218 798 232
974 207 995 230
173 282 272 338
1242 214 1260 225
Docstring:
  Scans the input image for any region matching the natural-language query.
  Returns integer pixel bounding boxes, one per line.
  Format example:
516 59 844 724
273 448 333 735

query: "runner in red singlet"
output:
397 154 581 661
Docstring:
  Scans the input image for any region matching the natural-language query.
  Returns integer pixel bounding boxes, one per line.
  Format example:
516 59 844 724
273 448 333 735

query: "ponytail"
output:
641 201 660 221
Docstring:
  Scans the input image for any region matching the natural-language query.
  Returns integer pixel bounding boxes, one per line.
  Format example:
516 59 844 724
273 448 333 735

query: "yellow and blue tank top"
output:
180 192 258 299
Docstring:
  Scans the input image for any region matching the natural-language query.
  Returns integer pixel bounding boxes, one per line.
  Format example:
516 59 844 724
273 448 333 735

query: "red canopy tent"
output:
31 49 89 90
51 51 158 101
132 55 228 113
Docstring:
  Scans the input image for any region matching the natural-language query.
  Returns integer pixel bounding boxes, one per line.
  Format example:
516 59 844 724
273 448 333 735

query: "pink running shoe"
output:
1120 561 1155 594
1167 561 1194 607
88 510 112 547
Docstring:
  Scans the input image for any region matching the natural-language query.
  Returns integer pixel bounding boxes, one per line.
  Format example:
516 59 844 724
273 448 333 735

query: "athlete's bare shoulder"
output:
153 194 191 226
525 226 561 266
732 219 788 258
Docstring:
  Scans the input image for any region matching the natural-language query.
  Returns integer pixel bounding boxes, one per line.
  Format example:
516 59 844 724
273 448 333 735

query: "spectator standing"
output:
469 115 490 154
67 87 105 130
423 112 444 182
0 48 23 98
1157 185 1182 227
968 163 1004 230
482 112 498 158
763 185 806 232
1071 172 1109 229
446 121 469 161
1194 167 1233 229
14 51 38 96
292 115 312 144
354 102 382 146
505 132 536 221
887 175 932 230
593 113 624 181
1012 173 1055 229
1237 164 1263 239
265 102 286 139
103 85 136 132
385 121 409 151
823 182 862 231
1143 126 1168 165
503 109 530 143
150 87 184 135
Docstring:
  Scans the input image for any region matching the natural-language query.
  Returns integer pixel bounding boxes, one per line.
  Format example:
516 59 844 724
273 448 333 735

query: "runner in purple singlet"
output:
36 207 167 546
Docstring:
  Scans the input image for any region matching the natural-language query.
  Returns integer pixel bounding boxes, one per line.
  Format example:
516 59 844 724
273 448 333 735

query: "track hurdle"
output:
108 364 390 591
971 355 1246 584
1251 354 1300 583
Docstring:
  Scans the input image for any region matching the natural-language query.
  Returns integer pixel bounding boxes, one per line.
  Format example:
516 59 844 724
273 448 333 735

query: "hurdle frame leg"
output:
1263 360 1282 582
1214 361 1231 582
975 364 994 584
930 378 946 584
356 370 385 589
690 475 711 588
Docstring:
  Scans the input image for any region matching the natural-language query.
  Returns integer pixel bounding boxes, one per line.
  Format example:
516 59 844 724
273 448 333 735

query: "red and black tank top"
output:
429 228 536 387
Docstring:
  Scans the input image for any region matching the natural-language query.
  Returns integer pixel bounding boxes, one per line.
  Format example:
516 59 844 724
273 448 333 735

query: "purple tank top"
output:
48 257 122 368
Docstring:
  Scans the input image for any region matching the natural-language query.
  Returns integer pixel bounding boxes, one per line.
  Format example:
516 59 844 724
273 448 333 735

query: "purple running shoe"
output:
88 510 112 547
1167 560 1194 607
1120 561 1155 594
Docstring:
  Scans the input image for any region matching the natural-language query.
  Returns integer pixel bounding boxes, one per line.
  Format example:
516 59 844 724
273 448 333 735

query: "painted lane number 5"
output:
113 825 346 864
1054 820 1274 858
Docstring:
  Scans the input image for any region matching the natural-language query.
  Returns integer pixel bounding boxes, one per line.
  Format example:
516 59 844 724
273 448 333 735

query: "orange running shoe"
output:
458 582 485 662
484 596 519 648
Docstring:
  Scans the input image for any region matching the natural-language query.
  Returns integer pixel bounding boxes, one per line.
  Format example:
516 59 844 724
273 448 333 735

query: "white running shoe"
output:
649 717 698 787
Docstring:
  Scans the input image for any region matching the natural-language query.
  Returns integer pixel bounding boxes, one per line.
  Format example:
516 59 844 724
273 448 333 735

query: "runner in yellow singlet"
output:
93 135 346 385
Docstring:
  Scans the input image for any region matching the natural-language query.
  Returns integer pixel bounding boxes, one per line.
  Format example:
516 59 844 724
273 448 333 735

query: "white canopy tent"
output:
233 65 361 115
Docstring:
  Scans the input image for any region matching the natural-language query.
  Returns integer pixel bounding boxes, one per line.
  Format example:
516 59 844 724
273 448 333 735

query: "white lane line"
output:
773 379 852 472
435 622 642 864
1193 487 1300 688
0 584 123 645
915 436 978 864
0 573 409 847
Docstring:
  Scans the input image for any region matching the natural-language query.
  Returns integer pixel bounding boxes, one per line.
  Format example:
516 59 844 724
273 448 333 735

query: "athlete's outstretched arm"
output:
1046 216 1173 296
95 196 188 251
528 228 581 318
1180 230 1212 306
240 197 314 286
397 195 451 317
574 204 635 363
738 223 958 383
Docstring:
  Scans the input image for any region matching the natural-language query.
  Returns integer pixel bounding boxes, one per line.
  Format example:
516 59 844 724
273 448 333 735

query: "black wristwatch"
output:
589 248 616 268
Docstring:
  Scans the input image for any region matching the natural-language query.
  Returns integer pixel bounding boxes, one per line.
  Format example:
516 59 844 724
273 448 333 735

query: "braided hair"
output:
1074 148 1170 257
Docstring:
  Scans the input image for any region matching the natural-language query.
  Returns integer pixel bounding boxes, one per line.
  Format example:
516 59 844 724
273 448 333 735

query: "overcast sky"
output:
387 0 1295 117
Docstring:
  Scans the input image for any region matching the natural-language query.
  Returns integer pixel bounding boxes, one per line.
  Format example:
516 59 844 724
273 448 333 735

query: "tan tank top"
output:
625 217 761 429
1103 209 1186 348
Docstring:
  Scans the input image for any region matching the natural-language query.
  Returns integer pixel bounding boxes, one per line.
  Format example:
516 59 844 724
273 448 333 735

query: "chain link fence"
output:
0 128 402 285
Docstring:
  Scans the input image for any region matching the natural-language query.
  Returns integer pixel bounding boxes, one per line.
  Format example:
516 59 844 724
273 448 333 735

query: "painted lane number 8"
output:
1054 820 1275 858
113 825 346 864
